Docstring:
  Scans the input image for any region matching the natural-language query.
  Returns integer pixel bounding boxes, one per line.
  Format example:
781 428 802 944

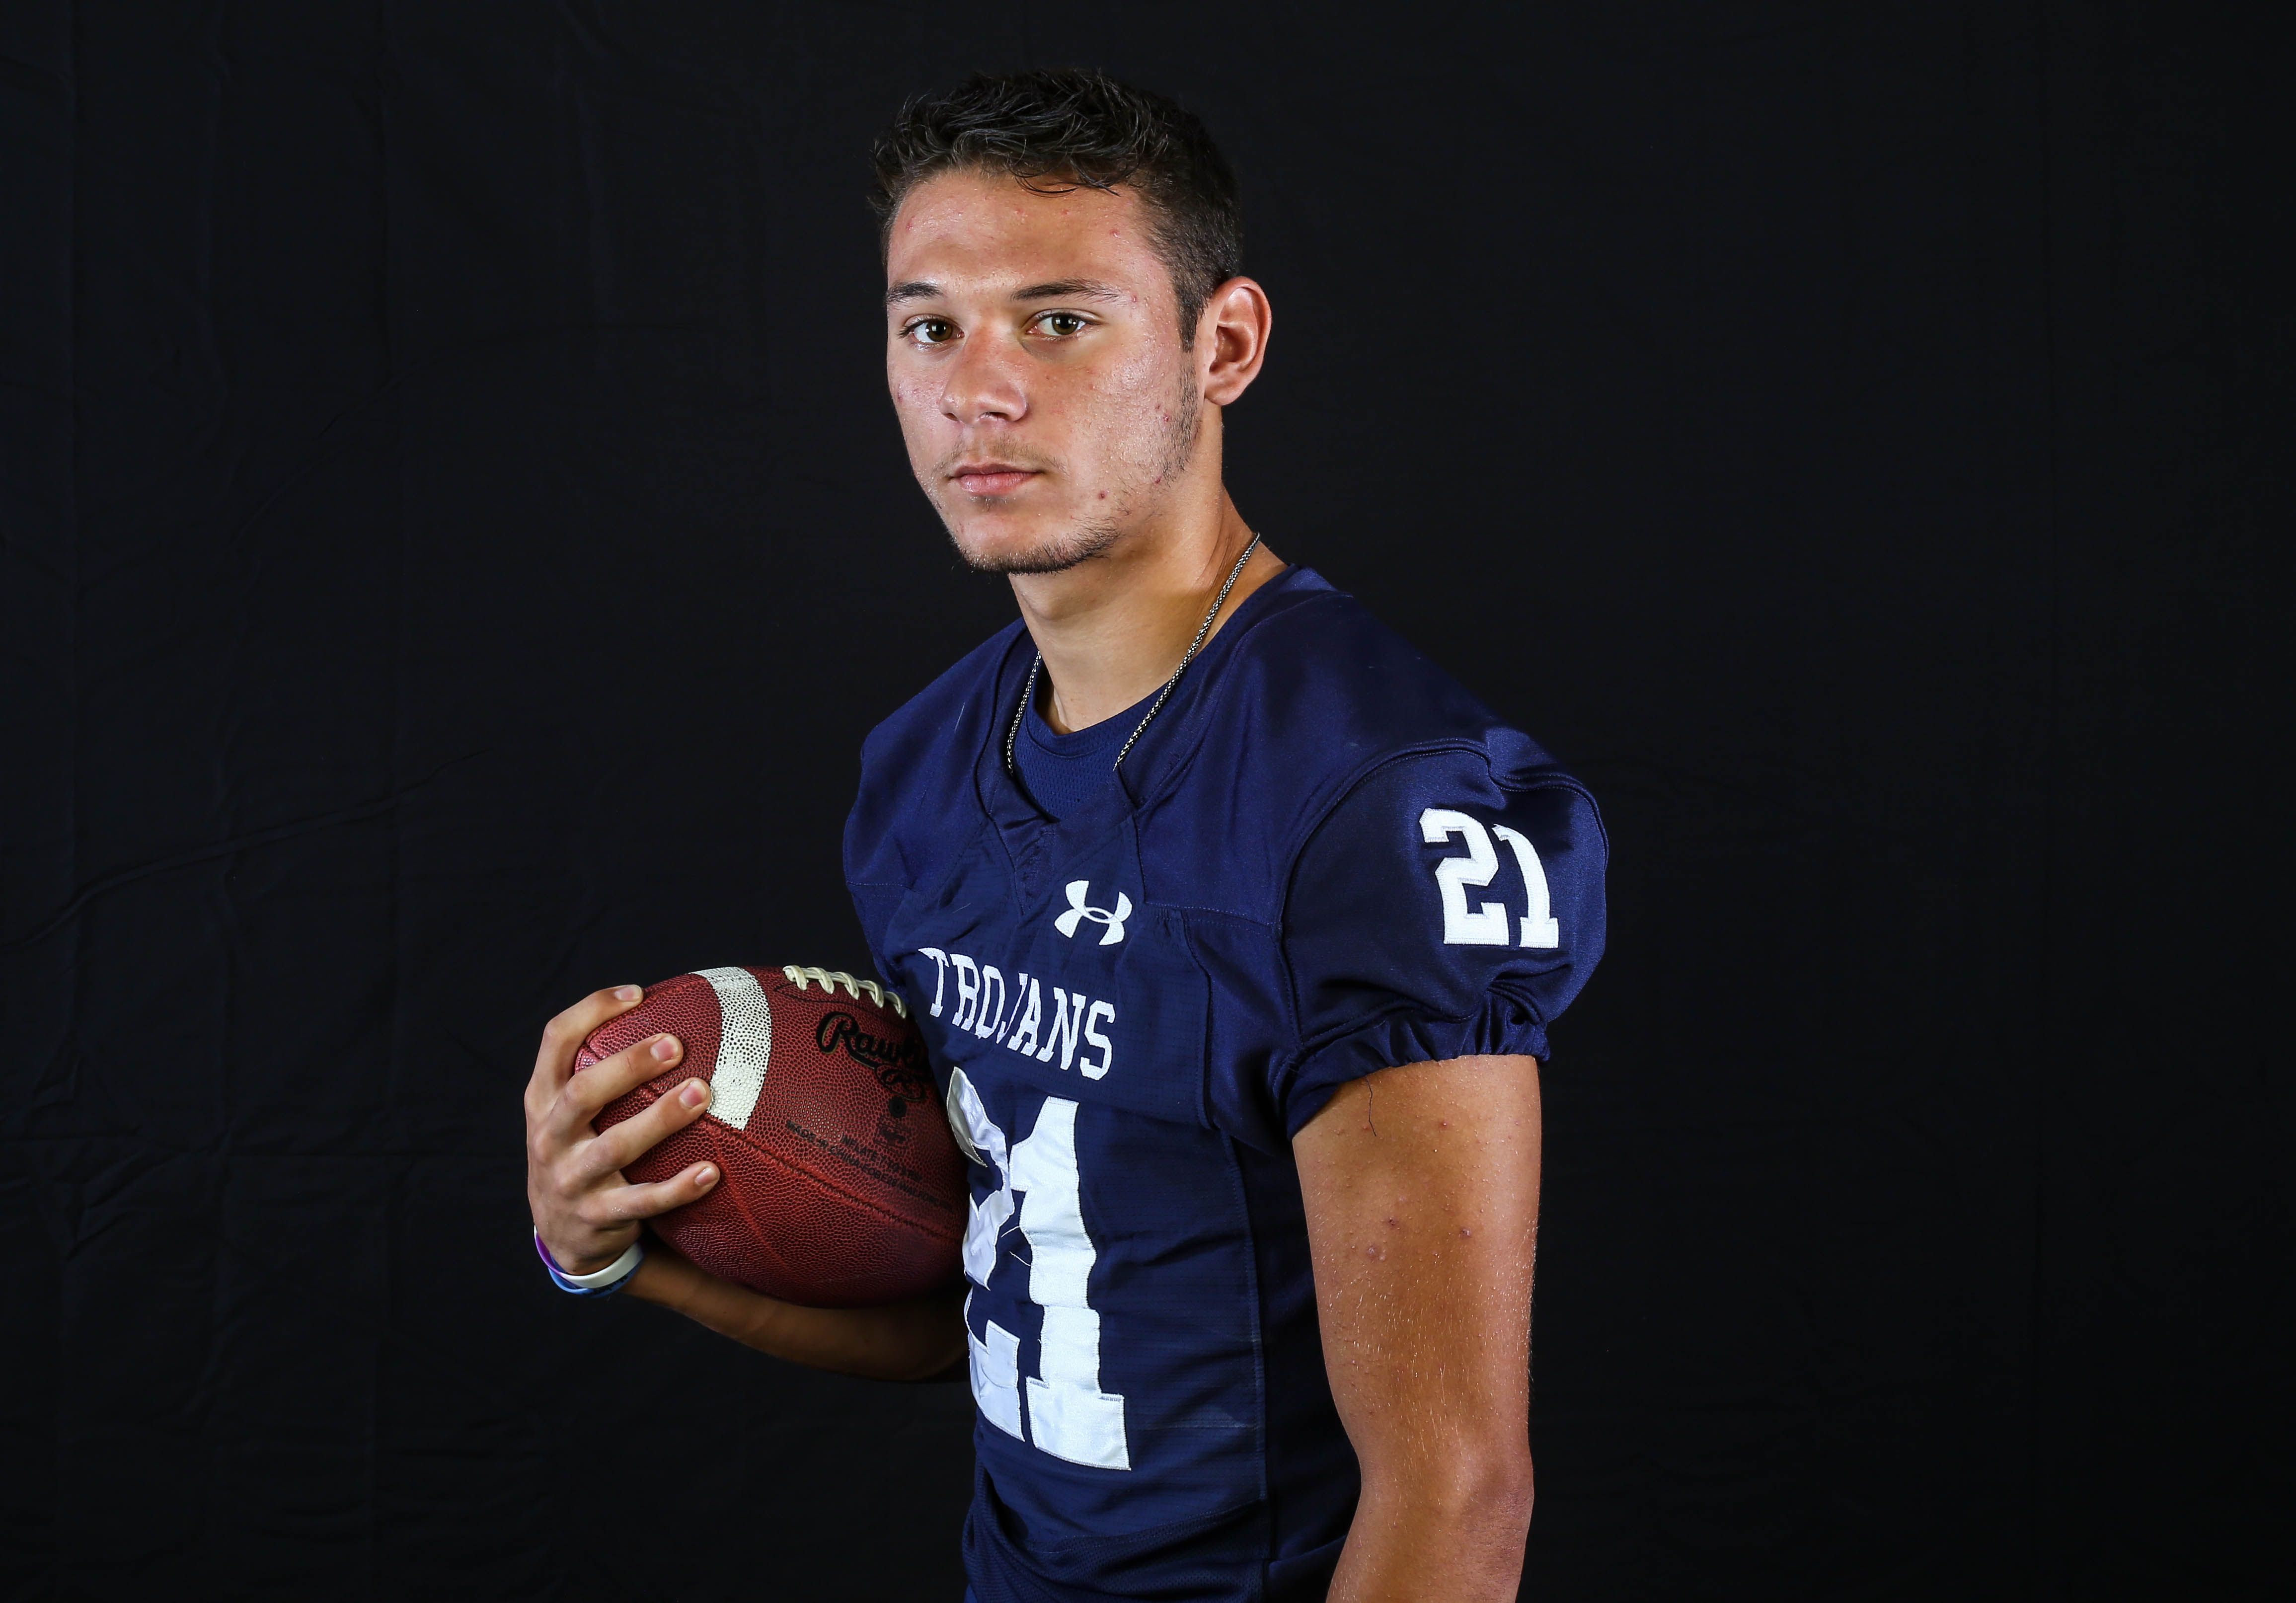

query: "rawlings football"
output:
581 964 965 1307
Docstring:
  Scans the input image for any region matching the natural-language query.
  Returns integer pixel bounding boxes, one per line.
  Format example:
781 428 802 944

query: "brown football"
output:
580 965 964 1307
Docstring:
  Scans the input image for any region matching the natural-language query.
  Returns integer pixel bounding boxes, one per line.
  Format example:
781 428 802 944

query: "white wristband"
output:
537 1230 644 1293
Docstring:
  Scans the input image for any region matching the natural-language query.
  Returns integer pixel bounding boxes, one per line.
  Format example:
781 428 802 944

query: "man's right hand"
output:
525 985 722 1275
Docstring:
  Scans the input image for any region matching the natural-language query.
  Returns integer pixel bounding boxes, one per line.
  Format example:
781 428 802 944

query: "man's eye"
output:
1035 312 1089 338
907 318 957 346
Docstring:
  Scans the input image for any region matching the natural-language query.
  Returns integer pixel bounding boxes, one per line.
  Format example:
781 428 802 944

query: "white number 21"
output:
943 1069 1131 1472
1419 807 1561 949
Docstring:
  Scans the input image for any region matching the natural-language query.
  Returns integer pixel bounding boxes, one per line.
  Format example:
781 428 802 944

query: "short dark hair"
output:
869 68 1242 340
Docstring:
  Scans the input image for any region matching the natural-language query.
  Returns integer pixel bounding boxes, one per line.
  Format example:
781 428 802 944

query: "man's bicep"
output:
1294 1054 1542 1495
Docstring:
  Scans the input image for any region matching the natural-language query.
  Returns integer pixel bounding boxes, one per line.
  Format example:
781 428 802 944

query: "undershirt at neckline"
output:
1012 680 1158 822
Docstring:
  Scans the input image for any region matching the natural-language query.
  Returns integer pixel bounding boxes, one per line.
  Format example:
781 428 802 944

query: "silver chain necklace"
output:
1005 533 1264 778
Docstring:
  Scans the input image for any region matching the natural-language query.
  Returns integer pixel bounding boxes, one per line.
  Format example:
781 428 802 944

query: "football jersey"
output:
844 566 1607 1603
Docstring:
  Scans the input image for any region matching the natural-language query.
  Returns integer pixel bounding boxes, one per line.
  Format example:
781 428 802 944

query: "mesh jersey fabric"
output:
843 565 1607 1602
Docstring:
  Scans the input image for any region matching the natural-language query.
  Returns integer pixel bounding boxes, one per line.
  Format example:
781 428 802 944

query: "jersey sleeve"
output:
1272 749 1608 1136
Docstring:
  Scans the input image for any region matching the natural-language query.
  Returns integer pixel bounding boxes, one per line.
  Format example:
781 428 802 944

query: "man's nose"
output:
939 337 1028 426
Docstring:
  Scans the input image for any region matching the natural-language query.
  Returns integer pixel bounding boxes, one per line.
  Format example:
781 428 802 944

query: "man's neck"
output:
1010 487 1282 735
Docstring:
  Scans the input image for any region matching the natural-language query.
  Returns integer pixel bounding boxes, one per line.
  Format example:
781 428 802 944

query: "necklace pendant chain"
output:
1003 533 1264 780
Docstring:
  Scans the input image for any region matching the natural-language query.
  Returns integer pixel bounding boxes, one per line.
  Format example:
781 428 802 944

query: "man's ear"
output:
1199 277 1272 406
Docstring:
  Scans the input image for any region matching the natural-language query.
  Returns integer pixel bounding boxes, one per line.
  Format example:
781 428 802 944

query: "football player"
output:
527 69 1607 1603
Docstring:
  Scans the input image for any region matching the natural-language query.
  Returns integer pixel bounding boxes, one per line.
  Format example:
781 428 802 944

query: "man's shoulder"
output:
844 620 1023 890
1142 569 1586 919
1224 571 1549 764
859 618 1024 779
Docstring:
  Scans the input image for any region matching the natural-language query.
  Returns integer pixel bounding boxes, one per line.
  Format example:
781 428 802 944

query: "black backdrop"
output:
2 3 2288 1599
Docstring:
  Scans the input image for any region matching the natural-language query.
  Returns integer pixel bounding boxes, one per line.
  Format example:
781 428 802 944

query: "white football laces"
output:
780 964 909 1018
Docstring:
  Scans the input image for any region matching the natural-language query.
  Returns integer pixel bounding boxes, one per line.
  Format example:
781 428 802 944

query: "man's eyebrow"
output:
1011 279 1125 303
884 278 1128 309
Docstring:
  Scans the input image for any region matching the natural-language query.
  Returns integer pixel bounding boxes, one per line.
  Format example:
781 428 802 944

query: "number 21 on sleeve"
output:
1419 807 1560 949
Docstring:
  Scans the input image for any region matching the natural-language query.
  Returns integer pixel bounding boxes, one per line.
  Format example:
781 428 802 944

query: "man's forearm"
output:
1330 1461 1534 1603
628 1246 968 1382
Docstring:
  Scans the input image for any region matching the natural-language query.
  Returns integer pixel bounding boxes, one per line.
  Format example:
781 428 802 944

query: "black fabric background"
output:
2 3 2288 1599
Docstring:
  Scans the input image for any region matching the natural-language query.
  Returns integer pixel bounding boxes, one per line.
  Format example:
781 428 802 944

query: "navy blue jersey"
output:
844 566 1607 1603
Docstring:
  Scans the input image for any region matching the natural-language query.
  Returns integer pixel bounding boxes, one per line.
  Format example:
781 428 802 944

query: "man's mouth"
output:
950 462 1040 497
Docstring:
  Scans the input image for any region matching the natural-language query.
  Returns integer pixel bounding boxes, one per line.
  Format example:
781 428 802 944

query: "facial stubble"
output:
941 372 1204 576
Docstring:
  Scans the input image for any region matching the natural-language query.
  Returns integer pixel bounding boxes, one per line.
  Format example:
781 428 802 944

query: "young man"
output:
526 70 1606 1603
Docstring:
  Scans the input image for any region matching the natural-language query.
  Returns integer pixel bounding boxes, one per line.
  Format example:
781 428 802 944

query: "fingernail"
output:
680 1079 709 1109
694 1166 717 1187
614 985 643 1002
651 1036 681 1062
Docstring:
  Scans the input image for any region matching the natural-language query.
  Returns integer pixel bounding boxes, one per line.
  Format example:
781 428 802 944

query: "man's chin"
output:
945 510 1125 576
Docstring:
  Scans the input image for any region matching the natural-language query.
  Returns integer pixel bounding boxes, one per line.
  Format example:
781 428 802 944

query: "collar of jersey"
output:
972 563 1336 849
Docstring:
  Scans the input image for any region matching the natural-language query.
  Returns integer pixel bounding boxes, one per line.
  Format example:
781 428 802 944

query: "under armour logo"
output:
1054 879 1132 945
